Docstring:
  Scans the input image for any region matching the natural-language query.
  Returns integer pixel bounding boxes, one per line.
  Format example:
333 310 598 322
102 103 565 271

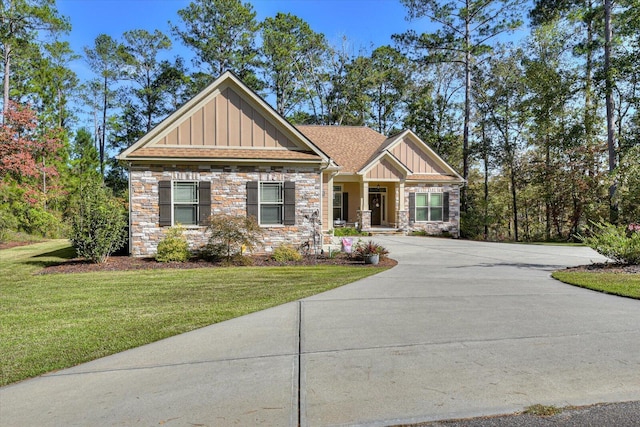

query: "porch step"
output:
367 228 405 236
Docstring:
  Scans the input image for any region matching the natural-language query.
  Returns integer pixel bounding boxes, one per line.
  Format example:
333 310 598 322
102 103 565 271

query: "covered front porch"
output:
325 178 409 233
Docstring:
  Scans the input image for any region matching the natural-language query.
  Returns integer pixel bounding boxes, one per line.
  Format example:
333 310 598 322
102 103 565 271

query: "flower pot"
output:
364 254 379 265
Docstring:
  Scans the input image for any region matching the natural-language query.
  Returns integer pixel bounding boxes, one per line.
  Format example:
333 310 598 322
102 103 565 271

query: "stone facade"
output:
129 164 322 257
356 210 372 231
396 210 409 230
404 184 461 237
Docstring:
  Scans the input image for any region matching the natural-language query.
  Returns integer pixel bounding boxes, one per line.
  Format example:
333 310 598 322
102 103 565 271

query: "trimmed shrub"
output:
272 244 303 262
69 179 127 264
578 221 640 265
333 227 367 237
156 226 190 262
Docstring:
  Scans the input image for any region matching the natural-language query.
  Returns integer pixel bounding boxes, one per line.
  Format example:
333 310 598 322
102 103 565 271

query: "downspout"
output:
318 158 333 231
319 158 343 255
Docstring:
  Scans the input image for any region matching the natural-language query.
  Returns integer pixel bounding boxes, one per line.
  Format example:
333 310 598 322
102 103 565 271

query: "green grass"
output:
523 404 563 416
552 270 640 299
0 240 389 386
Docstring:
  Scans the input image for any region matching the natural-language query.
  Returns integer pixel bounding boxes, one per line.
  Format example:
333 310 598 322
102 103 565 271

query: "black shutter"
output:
443 192 450 222
246 181 258 220
342 192 349 221
198 181 211 225
409 192 415 222
284 181 296 225
159 180 172 227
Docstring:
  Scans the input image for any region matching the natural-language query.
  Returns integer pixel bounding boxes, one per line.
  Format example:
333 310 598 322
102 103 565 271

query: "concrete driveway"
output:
2 237 639 426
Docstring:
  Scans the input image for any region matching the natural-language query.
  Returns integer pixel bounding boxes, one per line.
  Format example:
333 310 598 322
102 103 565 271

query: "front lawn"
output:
0 240 389 386
552 270 640 299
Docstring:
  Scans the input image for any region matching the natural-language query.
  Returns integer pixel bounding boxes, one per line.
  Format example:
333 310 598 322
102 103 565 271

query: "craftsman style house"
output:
118 72 464 257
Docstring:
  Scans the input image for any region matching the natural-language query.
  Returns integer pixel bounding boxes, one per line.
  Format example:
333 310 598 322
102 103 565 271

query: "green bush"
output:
577 221 640 265
156 226 190 262
24 208 64 238
69 179 127 264
0 207 18 242
333 227 367 237
272 244 303 262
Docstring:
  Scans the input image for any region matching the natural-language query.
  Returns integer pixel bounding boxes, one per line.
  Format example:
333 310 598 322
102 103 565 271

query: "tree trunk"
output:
462 16 471 213
100 75 107 178
545 136 551 240
482 123 489 240
584 0 594 143
3 43 10 119
604 0 617 223
511 166 518 242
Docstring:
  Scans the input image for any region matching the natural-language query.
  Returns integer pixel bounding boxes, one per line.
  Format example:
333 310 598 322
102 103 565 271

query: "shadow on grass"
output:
24 246 78 268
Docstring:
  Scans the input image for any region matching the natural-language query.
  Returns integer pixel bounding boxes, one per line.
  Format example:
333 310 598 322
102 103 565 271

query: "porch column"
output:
362 181 369 211
357 181 372 231
327 176 334 227
396 181 409 231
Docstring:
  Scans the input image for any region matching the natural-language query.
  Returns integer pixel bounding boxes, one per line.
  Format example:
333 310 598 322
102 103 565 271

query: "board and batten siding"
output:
365 158 405 180
154 86 298 149
390 137 448 175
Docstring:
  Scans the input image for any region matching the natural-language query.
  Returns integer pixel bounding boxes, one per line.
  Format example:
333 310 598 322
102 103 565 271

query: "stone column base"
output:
396 210 409 231
357 210 372 231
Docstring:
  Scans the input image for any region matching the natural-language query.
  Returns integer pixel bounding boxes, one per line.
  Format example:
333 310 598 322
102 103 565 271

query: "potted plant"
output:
354 240 389 265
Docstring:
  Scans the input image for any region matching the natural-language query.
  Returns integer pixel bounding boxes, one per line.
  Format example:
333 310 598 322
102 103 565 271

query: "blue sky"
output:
57 0 428 80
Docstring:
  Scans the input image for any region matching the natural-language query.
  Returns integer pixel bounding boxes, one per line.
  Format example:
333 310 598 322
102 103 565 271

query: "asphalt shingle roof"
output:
296 125 388 173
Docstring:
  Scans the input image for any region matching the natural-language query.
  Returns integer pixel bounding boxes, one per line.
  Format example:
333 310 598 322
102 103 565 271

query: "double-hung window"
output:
173 182 198 225
246 181 296 226
260 182 284 225
158 180 211 227
412 192 448 222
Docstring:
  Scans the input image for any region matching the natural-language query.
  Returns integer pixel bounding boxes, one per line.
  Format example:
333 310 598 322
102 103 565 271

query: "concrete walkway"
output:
2 237 639 426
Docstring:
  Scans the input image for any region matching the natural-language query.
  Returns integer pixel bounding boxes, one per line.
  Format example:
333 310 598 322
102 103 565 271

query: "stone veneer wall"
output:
356 210 372 231
404 184 461 237
129 164 321 257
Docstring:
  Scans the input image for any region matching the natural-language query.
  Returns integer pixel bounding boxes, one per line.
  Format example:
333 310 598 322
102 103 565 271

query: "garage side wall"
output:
404 184 461 237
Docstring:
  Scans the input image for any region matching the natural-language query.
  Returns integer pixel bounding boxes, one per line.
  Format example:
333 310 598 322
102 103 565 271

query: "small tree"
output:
69 178 127 264
204 214 262 262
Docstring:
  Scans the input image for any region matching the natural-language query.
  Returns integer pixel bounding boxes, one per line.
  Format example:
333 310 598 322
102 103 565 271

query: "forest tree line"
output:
1 0 639 242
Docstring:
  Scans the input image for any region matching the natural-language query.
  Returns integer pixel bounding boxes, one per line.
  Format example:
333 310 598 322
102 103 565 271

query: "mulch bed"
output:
560 262 640 274
38 252 398 274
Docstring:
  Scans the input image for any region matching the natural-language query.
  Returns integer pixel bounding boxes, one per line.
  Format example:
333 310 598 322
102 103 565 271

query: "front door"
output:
369 194 382 225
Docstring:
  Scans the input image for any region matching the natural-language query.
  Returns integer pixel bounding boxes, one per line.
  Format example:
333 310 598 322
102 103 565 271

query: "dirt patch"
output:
39 252 398 274
0 240 44 250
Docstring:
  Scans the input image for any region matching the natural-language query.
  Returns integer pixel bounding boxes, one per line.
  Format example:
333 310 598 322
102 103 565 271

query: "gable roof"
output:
118 71 331 165
297 125 464 183
358 150 412 178
296 126 387 173
382 130 464 182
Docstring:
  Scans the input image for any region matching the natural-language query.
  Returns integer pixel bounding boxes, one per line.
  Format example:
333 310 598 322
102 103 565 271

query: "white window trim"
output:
415 192 444 223
259 181 285 226
172 181 200 227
